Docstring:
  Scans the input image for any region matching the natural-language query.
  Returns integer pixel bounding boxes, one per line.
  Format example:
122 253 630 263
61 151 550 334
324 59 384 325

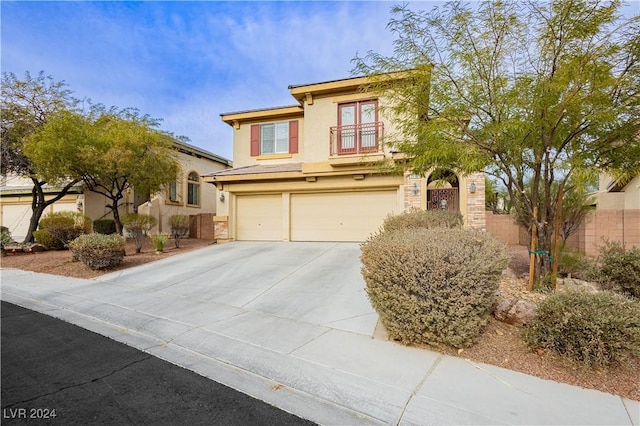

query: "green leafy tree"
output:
1 71 81 242
25 107 179 234
353 0 640 278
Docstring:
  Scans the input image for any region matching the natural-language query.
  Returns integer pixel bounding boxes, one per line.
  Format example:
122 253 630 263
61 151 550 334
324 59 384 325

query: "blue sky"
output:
2 1 413 160
3 1 638 162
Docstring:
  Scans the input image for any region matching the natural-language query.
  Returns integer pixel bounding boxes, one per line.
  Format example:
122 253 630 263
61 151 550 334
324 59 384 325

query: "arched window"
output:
187 171 200 206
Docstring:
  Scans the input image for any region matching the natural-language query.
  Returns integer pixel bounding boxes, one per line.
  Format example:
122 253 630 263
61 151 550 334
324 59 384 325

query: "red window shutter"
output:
289 120 299 154
250 124 260 156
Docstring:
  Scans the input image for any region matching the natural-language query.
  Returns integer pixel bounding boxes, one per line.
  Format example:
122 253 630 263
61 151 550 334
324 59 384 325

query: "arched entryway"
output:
426 169 459 212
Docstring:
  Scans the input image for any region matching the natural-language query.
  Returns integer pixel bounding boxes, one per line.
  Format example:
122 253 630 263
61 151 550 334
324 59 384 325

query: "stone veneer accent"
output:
213 215 229 241
403 172 422 211
403 170 487 231
465 172 486 231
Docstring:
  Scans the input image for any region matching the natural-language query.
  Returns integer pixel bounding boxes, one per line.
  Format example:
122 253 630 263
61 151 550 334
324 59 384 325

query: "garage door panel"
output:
236 195 282 241
291 191 397 242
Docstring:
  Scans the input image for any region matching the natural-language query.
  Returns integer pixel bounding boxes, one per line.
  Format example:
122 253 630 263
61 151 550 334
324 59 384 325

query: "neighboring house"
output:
205 75 485 242
0 175 84 241
566 174 640 256
0 140 231 241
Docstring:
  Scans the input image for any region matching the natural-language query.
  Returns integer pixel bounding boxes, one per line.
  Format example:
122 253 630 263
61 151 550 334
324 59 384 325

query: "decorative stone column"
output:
213 215 229 241
404 171 422 212
465 172 486 231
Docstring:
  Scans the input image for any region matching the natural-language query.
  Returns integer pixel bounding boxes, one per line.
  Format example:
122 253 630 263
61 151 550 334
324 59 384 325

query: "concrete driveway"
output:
92 241 378 336
2 242 637 425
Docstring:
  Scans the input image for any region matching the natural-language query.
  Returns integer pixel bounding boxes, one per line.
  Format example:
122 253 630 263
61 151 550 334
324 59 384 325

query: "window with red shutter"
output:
289 120 298 153
250 124 260 156
251 120 299 155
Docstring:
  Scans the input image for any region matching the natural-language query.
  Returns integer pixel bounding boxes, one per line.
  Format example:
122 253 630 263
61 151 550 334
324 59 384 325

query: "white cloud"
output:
1 1 401 158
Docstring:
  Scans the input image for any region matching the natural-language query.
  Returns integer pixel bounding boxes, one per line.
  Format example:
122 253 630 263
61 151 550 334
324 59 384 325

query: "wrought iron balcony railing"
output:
329 122 384 156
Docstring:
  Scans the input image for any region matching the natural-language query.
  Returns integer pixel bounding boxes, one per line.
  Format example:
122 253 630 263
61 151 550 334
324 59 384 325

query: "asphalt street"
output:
1 301 315 426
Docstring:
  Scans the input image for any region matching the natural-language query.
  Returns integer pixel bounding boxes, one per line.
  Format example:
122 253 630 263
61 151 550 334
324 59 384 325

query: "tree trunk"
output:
107 194 125 235
22 178 82 244
23 192 46 243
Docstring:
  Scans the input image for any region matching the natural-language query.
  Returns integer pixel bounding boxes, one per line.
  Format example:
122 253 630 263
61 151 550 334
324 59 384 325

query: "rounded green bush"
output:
33 229 64 250
523 290 640 367
93 219 117 235
69 233 126 270
38 211 91 249
361 227 508 348
381 209 463 233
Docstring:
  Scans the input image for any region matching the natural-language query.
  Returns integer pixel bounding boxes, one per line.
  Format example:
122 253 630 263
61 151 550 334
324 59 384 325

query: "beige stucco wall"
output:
139 151 229 234
231 89 399 168
232 117 305 168
598 175 640 210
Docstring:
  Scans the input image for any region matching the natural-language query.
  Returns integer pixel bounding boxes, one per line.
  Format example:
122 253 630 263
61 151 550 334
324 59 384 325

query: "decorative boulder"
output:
494 298 537 326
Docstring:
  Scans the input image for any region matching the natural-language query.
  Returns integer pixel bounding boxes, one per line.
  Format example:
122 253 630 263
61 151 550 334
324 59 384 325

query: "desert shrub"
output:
523 290 640 367
592 241 640 299
381 210 463 233
1 226 14 249
556 246 592 280
38 211 91 249
151 233 169 252
361 227 508 348
33 229 63 250
93 219 116 235
69 233 126 270
168 214 190 248
122 213 157 253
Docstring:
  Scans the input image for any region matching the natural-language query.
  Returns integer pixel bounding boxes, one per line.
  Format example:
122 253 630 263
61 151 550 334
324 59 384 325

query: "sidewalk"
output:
1 242 638 425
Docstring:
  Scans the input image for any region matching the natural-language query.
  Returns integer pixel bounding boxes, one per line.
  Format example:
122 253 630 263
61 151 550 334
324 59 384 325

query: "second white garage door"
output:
290 190 397 242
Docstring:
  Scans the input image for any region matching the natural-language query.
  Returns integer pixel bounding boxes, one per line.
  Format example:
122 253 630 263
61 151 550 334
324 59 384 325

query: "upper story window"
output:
251 120 298 156
187 171 200 206
330 100 382 155
261 122 289 154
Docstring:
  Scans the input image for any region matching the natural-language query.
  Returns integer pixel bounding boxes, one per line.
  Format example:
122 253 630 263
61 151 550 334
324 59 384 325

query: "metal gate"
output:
426 188 459 212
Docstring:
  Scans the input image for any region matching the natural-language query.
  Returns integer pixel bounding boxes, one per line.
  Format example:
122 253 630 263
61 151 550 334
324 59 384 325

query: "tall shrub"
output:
168 214 190 248
593 241 640 299
38 211 91 249
361 227 508 348
122 213 157 253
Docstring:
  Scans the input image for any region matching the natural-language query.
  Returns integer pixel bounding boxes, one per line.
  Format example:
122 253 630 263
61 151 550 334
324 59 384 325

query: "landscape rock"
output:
493 298 538 326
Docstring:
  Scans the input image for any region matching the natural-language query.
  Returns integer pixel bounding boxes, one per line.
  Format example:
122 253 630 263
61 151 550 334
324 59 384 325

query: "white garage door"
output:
236 194 283 241
290 190 397 242
1 204 33 241
0 200 77 242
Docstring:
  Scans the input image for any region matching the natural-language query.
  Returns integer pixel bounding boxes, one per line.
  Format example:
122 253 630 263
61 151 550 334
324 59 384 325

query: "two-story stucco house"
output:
205 75 485 242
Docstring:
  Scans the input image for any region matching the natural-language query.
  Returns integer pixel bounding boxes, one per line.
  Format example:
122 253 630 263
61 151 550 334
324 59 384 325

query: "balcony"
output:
330 122 384 157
